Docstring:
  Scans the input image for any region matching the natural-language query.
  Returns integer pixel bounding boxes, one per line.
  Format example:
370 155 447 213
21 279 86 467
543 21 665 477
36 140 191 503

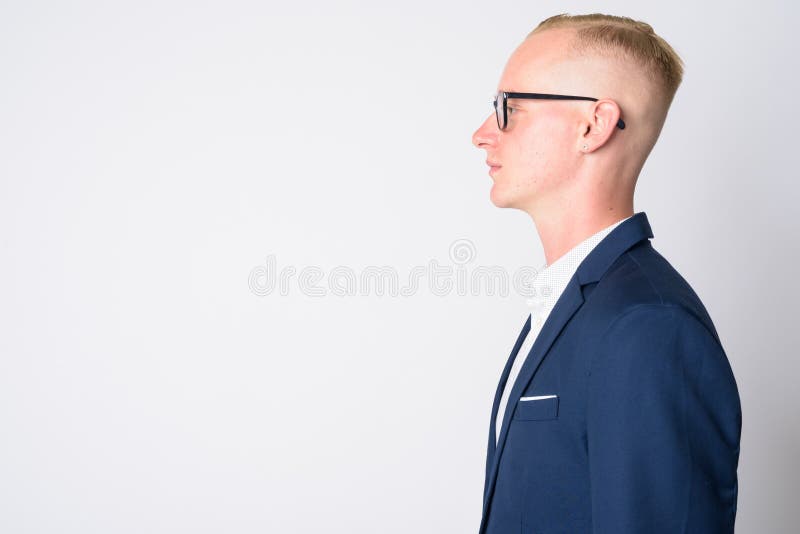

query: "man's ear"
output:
579 99 622 153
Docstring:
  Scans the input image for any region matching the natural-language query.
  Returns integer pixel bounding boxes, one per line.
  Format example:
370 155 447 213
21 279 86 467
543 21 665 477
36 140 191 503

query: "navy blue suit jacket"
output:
480 212 741 534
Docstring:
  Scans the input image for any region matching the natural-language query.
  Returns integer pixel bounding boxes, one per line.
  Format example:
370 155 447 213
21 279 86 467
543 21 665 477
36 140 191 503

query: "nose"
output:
472 114 498 149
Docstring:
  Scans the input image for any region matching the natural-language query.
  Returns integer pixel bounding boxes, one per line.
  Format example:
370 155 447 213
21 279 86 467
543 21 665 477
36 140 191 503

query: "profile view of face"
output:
472 29 589 212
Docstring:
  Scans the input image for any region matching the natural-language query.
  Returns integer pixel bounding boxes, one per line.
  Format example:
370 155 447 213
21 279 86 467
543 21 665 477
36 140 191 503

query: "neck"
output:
524 158 638 265
529 202 634 266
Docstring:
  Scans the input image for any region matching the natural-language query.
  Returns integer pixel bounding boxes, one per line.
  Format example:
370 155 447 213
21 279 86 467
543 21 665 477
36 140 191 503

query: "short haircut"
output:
530 13 684 113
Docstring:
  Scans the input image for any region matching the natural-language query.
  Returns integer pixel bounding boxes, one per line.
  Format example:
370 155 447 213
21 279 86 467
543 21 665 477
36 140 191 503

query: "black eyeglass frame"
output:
493 91 626 131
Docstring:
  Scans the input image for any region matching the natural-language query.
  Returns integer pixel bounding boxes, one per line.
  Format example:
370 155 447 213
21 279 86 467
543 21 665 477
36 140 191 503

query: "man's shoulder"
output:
582 240 720 341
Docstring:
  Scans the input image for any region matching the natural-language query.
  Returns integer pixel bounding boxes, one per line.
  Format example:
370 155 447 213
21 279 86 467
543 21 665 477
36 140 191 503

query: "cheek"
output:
507 130 548 171
515 123 572 170
505 129 573 195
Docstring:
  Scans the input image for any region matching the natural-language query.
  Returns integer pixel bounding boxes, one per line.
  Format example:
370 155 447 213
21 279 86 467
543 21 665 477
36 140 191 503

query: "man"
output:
471 14 741 533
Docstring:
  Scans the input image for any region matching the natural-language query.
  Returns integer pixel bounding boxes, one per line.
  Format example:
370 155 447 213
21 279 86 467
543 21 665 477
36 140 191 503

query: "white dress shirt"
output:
495 215 632 444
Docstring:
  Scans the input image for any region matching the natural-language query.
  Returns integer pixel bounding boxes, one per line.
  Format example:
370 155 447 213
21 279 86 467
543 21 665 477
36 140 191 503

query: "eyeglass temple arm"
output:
502 92 626 130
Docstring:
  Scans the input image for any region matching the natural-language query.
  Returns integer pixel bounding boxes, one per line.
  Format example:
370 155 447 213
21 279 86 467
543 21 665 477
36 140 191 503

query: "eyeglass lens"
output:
494 93 506 130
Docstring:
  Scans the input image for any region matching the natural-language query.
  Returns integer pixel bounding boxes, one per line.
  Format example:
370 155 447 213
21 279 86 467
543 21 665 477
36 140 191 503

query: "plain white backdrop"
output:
1 1 798 532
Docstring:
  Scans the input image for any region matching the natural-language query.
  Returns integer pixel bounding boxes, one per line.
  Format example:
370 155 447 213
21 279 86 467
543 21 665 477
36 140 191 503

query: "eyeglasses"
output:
493 91 626 131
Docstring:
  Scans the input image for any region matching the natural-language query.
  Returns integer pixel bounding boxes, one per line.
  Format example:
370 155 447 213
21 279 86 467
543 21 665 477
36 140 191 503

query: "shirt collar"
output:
526 215 633 313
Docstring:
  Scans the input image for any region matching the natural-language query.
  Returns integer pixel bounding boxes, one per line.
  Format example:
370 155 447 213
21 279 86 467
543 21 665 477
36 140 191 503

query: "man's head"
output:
472 14 684 219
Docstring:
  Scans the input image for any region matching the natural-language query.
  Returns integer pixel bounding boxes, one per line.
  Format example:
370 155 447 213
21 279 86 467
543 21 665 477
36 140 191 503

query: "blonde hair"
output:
530 13 684 111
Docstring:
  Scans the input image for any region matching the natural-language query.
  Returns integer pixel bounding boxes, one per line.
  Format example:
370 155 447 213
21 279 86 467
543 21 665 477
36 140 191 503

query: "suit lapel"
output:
479 212 654 532
484 314 531 506
480 280 585 520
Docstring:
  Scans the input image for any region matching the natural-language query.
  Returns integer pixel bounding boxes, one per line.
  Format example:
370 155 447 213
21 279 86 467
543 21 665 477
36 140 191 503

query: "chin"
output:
489 184 519 209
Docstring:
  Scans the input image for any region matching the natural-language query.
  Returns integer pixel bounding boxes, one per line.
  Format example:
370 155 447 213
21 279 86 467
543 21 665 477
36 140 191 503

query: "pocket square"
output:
519 394 557 401
515 394 559 420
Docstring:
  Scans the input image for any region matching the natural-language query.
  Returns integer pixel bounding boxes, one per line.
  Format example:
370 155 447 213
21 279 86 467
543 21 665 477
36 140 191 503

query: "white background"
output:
1 1 797 532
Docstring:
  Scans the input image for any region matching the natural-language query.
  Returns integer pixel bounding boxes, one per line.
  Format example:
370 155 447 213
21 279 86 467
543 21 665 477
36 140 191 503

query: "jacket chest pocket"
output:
514 394 559 421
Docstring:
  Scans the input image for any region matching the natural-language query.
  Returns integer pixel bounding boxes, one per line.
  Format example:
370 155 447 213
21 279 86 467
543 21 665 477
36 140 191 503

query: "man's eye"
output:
507 107 516 114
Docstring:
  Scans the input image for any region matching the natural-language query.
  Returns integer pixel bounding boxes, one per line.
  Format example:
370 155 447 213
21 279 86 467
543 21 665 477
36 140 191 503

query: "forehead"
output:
498 28 579 92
